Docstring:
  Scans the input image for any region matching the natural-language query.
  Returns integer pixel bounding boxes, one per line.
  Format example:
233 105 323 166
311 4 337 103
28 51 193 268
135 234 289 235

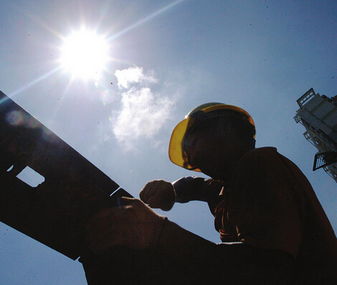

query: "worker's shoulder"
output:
247 146 278 155
235 147 298 189
238 147 298 175
240 146 308 180
240 146 282 163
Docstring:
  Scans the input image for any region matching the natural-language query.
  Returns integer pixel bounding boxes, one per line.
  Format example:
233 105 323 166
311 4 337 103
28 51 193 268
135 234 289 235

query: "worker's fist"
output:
139 180 175 211
85 197 166 253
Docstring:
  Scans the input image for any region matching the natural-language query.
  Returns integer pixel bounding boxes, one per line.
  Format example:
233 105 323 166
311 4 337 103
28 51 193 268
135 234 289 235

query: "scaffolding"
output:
294 88 337 182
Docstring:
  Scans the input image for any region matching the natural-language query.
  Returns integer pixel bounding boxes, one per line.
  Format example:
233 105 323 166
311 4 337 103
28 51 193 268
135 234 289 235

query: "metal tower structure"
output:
294 88 337 182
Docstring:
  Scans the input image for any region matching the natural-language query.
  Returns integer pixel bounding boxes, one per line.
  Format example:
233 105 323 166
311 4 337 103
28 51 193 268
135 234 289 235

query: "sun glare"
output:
59 29 110 80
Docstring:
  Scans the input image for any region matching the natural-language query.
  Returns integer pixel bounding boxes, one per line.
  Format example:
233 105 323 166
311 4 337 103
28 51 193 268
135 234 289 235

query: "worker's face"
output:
185 127 245 179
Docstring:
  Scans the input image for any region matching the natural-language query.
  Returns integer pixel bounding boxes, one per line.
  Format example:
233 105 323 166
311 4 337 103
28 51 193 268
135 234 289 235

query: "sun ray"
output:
0 67 60 105
8 1 64 41
108 0 186 41
47 77 74 122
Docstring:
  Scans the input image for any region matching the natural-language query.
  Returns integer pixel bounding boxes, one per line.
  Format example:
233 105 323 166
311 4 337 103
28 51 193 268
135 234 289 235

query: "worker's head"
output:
168 103 255 179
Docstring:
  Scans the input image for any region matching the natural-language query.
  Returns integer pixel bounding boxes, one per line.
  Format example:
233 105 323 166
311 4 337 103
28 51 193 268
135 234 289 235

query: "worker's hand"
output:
139 180 176 211
85 197 166 254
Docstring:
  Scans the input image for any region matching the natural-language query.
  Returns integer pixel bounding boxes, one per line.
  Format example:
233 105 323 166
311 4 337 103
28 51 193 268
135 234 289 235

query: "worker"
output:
83 103 337 284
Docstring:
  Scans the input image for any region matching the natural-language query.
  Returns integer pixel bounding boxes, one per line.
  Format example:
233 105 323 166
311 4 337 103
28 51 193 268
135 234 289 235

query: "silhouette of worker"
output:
83 103 337 284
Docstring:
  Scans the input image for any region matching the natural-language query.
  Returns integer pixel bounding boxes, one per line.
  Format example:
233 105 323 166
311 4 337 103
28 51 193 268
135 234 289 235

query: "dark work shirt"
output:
173 147 337 283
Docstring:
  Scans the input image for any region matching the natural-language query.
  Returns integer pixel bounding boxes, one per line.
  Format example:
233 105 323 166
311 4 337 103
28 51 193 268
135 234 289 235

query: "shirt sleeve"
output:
228 148 302 257
172 176 223 205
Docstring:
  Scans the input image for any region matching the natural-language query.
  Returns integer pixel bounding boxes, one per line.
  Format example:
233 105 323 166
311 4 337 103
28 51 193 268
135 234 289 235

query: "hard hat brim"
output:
168 118 201 172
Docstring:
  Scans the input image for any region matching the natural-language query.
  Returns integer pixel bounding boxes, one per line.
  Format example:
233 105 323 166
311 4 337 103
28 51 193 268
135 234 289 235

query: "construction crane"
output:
294 88 337 182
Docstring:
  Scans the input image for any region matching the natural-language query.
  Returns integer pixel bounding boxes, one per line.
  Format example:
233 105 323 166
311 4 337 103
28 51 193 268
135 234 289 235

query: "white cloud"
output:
114 66 157 89
113 87 173 149
104 66 176 150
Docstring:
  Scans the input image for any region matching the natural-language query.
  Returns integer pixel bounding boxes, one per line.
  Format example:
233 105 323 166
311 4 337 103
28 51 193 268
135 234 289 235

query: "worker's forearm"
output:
173 177 222 203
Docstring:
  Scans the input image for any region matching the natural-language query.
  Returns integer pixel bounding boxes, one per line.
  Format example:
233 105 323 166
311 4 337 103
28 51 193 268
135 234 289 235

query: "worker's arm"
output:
140 177 222 211
173 176 222 203
85 197 216 255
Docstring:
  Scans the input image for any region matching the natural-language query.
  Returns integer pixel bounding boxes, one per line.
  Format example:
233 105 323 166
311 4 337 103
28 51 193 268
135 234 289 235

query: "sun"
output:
59 29 110 80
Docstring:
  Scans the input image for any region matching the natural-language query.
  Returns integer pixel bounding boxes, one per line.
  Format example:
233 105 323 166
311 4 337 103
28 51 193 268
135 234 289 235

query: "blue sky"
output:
1 0 337 284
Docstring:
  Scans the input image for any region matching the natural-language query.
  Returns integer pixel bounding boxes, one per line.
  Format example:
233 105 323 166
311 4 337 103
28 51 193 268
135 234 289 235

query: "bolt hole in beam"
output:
16 166 45 187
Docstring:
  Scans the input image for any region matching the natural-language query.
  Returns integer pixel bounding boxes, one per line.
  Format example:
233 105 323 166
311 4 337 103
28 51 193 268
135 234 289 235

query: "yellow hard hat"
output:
168 102 255 171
